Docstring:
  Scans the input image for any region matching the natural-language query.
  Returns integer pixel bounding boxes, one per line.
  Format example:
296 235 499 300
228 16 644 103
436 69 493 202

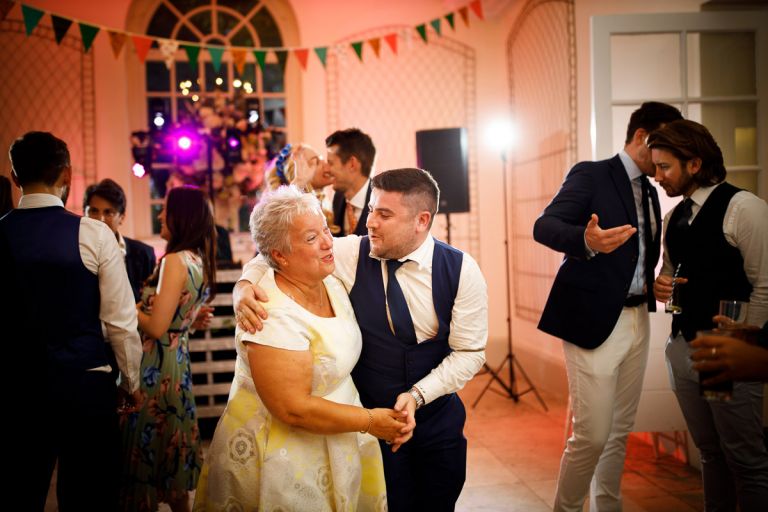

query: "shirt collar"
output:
349 178 370 210
370 234 434 270
619 150 643 181
688 182 721 208
17 193 64 209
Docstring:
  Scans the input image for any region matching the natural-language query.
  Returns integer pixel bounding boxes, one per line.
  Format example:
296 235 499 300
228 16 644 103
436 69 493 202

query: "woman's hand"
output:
368 408 411 444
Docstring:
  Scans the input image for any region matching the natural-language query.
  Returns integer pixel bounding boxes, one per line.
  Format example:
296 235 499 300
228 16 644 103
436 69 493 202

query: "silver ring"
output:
385 441 392 445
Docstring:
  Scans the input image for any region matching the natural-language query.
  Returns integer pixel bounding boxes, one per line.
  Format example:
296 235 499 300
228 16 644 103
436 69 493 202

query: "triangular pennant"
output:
314 47 327 67
275 50 287 71
51 15 73 45
253 49 266 70
108 31 127 59
159 39 179 69
415 24 427 43
293 48 309 70
459 6 469 27
182 44 200 71
384 33 397 55
445 13 455 30
351 41 363 61
231 48 247 75
0 0 14 22
78 23 100 53
21 4 44 36
368 38 381 58
208 46 224 72
430 18 441 36
131 35 153 64
470 0 484 20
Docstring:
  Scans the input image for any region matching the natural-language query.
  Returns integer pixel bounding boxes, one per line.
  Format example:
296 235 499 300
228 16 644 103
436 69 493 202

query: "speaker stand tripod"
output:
473 152 547 411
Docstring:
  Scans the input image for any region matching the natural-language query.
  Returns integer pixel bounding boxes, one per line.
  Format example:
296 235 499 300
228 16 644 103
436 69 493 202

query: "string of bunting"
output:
1 0 484 74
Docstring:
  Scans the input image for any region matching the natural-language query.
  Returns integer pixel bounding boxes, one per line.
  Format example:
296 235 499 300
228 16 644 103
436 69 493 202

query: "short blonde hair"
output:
249 185 323 268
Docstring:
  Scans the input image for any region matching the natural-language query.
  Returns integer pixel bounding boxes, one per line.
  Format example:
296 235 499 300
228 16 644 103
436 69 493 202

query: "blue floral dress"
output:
120 250 208 511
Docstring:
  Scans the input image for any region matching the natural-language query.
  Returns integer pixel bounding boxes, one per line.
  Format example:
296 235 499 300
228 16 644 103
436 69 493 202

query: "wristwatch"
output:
408 387 425 410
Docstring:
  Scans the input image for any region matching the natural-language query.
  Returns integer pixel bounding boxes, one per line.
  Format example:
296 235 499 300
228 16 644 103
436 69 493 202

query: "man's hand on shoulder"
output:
233 280 269 333
584 214 637 254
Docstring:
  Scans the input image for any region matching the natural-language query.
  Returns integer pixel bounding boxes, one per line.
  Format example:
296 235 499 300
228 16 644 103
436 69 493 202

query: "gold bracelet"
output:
359 408 373 434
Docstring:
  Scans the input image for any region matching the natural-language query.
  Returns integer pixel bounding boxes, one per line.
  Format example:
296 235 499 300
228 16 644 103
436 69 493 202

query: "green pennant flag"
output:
430 18 441 36
208 46 224 72
275 50 287 71
445 13 455 30
314 47 327 68
351 41 363 61
78 23 99 52
51 15 73 45
182 44 200 72
253 49 266 70
21 4 44 36
416 24 427 43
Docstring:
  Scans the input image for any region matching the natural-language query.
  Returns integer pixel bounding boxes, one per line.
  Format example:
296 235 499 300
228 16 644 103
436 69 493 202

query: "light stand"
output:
473 151 547 411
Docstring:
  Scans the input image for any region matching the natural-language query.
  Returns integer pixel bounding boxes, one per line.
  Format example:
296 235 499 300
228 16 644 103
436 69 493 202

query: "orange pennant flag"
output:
107 31 127 59
231 48 247 76
294 48 309 70
132 35 153 63
368 38 381 58
469 0 484 20
384 33 397 55
458 6 469 27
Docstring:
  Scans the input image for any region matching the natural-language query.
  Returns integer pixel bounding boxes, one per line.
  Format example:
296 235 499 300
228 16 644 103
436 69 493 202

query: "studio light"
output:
177 135 192 151
153 112 165 129
132 162 146 178
485 118 518 154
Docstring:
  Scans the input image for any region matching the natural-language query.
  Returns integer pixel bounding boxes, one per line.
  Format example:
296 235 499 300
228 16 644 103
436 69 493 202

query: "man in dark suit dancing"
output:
533 102 683 512
83 178 156 301
326 128 375 236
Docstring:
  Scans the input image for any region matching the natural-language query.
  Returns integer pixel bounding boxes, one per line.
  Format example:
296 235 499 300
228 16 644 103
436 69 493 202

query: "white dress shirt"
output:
659 184 768 326
241 234 488 405
17 194 142 392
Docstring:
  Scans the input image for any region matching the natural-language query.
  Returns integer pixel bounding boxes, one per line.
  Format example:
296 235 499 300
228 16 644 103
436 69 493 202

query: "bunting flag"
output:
445 13 455 30
384 33 397 55
182 44 200 71
275 50 287 71
78 23 99 52
108 31 127 58
21 4 44 35
415 24 427 43
231 48 247 75
470 0 484 20
0 0 14 22
351 41 363 61
253 49 266 70
51 15 72 45
208 46 224 72
294 48 309 70
131 35 153 64
314 47 327 67
458 6 470 27
368 38 381 58
430 18 441 36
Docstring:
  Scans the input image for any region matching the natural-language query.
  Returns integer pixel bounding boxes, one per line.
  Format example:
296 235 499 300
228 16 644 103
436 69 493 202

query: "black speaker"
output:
415 127 469 214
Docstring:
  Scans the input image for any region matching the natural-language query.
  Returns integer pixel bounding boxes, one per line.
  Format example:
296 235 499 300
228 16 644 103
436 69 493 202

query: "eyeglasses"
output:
86 206 120 219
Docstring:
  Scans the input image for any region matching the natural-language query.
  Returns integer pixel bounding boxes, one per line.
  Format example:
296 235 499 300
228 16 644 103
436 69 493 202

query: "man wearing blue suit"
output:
534 103 683 512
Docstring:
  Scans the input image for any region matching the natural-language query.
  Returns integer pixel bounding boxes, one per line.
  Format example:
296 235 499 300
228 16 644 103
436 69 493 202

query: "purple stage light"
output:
177 135 192 151
228 136 240 148
132 162 146 178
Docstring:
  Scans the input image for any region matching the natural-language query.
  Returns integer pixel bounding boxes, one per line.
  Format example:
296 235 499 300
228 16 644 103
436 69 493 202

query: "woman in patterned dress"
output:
120 186 216 512
194 186 412 511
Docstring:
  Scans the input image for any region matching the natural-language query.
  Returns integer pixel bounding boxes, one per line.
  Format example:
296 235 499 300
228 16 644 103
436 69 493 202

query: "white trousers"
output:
554 305 650 512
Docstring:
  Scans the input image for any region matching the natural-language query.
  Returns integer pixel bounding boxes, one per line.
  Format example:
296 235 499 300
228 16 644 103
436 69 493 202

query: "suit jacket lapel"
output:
355 183 372 236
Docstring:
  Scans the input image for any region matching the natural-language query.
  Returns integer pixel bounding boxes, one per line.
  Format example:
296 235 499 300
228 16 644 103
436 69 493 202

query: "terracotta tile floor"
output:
47 377 704 511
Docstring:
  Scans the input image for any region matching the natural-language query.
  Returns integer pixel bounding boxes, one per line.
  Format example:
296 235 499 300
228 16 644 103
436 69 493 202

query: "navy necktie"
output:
674 197 694 231
386 259 417 344
640 177 655 292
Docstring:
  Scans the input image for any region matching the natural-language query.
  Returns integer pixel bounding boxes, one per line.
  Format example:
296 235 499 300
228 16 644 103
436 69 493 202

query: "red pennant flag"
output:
384 33 397 55
107 31 127 58
294 48 309 70
458 6 469 27
231 48 247 75
368 38 381 58
132 35 153 64
469 0 484 20
1 0 15 22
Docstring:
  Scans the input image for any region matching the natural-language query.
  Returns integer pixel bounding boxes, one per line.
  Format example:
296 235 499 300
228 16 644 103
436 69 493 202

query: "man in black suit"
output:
83 179 156 301
533 102 683 512
326 128 375 236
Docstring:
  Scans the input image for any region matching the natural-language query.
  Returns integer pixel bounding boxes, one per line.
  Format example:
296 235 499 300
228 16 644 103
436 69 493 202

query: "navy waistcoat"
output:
349 236 463 418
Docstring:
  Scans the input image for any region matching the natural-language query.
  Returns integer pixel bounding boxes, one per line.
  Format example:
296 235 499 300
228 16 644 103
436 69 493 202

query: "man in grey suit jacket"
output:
533 102 682 512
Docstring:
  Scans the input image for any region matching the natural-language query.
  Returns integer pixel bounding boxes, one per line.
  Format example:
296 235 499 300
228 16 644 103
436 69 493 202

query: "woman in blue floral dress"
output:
120 186 216 512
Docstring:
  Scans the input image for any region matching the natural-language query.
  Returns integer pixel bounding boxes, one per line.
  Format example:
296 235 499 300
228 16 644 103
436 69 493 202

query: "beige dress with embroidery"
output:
194 268 387 511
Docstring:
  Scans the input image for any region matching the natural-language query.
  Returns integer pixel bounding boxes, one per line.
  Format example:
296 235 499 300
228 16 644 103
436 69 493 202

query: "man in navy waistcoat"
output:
236 168 488 511
0 132 142 511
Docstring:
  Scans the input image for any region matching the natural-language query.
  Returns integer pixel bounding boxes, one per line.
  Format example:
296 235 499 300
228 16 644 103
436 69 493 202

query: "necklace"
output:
277 273 325 309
